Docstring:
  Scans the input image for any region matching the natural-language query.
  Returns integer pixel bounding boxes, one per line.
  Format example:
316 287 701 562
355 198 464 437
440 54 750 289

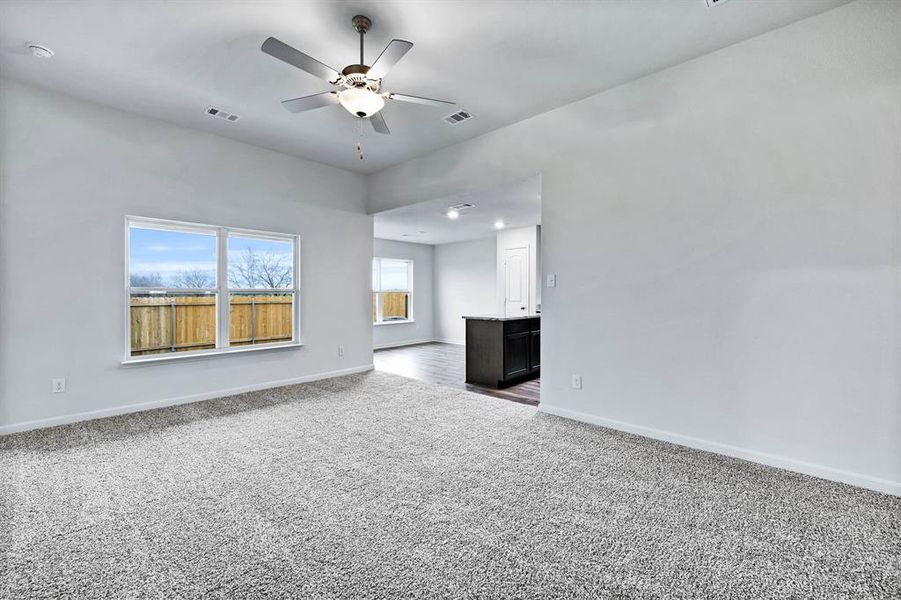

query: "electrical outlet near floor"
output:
571 375 582 390
338 345 345 357
52 378 66 393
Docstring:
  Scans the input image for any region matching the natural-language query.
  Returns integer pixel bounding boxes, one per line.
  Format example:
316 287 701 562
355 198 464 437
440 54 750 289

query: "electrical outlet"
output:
338 345 345 357
52 378 66 393
546 274 556 288
571 375 582 390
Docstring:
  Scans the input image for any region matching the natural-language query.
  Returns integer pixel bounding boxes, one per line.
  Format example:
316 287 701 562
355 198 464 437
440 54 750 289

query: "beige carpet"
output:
2 371 899 598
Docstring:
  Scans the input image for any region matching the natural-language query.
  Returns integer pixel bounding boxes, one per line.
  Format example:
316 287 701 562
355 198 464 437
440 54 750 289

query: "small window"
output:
372 258 412 324
127 218 299 359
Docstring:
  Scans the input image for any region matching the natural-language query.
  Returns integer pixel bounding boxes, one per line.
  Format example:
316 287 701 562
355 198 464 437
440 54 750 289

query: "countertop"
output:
462 314 541 321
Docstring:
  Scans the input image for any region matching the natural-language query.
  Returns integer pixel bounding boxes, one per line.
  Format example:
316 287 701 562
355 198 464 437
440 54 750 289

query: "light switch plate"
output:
546 274 556 288
571 375 582 390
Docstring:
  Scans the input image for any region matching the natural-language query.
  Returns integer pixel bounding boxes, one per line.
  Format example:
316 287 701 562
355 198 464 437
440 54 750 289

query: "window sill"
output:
373 320 415 326
121 341 303 366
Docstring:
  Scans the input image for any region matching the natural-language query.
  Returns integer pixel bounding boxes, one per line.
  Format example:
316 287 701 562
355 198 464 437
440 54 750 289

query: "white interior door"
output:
504 246 529 317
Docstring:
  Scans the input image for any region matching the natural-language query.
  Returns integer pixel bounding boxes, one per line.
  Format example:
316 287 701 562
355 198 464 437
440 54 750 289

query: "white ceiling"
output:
375 176 540 245
0 0 848 174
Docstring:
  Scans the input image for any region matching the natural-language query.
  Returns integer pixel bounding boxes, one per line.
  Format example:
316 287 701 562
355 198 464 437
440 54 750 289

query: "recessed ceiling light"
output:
26 43 54 59
494 220 505 229
446 209 460 220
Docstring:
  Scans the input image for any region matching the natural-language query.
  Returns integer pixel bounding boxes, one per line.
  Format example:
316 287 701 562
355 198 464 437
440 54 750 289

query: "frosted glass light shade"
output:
339 88 385 118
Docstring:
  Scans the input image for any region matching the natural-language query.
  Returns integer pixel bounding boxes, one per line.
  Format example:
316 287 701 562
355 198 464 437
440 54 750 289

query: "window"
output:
126 217 299 360
372 258 412 324
227 234 295 347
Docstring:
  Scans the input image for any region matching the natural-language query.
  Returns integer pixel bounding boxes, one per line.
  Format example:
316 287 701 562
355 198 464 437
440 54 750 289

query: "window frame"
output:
124 216 301 364
372 257 414 325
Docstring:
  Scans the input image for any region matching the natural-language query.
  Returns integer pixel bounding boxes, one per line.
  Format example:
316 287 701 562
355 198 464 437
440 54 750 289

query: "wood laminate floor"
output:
374 342 540 406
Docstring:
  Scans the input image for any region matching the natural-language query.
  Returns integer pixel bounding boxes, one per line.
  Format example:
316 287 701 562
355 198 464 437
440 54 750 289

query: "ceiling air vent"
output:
705 0 732 7
206 107 240 123
450 202 476 211
443 110 473 125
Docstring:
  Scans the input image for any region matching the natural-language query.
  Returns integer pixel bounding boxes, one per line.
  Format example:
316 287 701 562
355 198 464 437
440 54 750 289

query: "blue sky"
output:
374 259 410 291
129 227 292 287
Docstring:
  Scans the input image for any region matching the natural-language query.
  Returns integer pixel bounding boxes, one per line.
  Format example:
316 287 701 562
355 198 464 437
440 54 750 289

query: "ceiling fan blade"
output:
370 112 390 135
367 39 413 80
281 91 339 113
387 92 455 107
262 37 341 83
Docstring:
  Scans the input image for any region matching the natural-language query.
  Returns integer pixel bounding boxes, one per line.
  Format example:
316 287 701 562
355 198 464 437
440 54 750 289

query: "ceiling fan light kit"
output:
339 86 384 118
261 14 455 146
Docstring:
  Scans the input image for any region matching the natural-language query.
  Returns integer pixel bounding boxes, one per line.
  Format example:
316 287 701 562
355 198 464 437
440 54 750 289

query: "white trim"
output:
373 338 435 350
432 338 465 346
121 341 303 366
373 319 415 326
0 365 374 436
217 227 228 349
538 403 901 497
126 215 298 240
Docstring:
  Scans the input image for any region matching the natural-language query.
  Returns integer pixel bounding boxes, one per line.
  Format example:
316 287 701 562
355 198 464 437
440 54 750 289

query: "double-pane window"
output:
127 218 299 359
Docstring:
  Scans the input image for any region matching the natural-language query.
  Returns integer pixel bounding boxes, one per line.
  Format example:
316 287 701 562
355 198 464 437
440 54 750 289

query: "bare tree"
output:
170 269 215 288
130 272 164 287
228 248 292 289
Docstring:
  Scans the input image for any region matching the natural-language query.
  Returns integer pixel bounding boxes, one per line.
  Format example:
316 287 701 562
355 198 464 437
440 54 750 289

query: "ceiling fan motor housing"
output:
352 15 372 34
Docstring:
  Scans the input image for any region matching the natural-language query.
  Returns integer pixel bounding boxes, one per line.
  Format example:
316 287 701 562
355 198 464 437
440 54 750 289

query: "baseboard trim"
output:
432 338 464 346
538 403 901 497
373 338 464 349
373 338 435 350
0 364 375 436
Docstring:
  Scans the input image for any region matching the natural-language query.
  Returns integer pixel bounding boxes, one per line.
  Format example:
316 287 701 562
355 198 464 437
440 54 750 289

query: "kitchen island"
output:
463 315 540 389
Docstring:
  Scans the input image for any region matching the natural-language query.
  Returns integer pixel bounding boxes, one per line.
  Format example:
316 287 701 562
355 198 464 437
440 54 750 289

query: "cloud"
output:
131 261 217 277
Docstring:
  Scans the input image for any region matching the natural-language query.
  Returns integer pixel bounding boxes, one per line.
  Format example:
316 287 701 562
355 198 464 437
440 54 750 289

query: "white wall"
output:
368 1 901 495
0 79 373 431
373 238 434 348
496 225 540 316
433 237 497 344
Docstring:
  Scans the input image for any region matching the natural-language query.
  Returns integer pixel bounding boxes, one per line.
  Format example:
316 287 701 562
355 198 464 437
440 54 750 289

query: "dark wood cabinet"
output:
503 331 531 378
464 316 540 388
530 329 540 372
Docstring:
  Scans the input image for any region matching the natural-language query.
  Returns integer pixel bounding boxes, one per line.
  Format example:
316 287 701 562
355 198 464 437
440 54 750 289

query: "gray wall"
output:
434 237 497 344
0 79 373 431
368 1 901 494
373 238 434 348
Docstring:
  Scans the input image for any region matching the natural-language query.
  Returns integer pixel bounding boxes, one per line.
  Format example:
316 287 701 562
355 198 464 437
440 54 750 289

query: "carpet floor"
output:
1 371 899 599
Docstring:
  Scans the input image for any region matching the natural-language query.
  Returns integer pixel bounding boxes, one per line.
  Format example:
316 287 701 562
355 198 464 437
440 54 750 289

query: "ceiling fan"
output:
261 15 455 135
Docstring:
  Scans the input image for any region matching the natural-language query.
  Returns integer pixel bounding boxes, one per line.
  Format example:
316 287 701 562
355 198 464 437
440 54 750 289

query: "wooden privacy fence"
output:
373 291 410 322
230 295 293 346
130 295 293 355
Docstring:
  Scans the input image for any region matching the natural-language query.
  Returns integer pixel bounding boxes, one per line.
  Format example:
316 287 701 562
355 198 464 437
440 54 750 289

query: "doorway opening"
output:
371 175 542 406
